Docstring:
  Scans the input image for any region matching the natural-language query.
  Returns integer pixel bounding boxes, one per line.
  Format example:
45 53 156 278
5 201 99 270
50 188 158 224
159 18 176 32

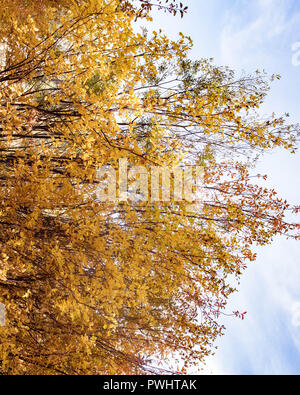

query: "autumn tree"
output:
0 0 299 374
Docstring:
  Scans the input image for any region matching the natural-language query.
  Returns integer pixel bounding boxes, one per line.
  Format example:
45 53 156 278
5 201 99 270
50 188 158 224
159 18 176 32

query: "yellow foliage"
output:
0 0 298 375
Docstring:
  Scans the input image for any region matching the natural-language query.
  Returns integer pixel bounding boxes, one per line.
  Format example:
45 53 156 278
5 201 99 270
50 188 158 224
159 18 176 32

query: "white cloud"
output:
219 0 300 69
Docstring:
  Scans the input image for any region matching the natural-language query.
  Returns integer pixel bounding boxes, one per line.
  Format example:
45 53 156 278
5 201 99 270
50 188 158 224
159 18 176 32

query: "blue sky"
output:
146 0 300 374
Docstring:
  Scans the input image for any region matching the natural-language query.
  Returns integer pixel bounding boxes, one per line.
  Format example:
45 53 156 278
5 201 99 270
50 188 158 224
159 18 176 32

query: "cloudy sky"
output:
146 0 300 374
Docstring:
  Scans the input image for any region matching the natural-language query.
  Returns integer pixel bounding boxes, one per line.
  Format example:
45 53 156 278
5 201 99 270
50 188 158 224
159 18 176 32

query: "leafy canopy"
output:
0 0 299 374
